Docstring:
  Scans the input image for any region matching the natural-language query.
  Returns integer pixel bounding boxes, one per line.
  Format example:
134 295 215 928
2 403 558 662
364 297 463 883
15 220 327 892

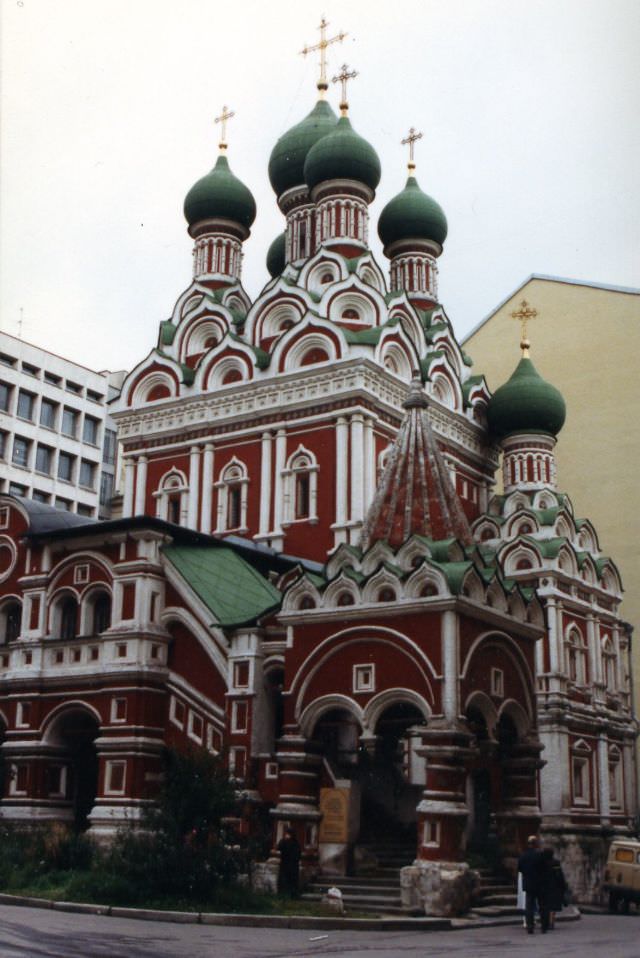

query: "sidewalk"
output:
0 892 582 932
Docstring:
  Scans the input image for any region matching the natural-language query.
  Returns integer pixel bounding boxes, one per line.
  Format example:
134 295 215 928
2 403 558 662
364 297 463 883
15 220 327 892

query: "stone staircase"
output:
301 842 416 916
470 866 519 918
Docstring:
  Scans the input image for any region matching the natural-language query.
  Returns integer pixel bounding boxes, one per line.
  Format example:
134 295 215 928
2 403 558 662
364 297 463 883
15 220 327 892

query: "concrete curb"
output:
0 893 582 932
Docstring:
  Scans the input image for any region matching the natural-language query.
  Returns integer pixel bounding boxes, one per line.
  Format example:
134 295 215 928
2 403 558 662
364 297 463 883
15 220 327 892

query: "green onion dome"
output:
304 115 381 193
266 232 286 277
486 356 566 440
184 154 256 230
268 100 338 197
378 176 448 249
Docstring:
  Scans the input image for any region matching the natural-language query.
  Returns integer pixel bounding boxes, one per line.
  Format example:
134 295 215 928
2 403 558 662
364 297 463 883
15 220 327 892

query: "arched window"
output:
337 592 355 607
602 637 617 693
283 448 319 524
341 308 359 321
320 272 333 284
299 595 316 611
92 593 111 635
215 460 249 533
377 587 396 603
60 598 78 641
566 628 587 685
2 602 22 643
153 471 188 525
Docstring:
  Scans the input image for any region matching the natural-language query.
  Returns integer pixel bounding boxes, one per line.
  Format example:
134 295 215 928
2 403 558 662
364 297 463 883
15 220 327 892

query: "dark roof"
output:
11 496 96 535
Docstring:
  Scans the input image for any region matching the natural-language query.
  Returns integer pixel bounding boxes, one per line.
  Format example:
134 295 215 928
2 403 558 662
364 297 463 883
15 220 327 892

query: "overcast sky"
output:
1 0 638 373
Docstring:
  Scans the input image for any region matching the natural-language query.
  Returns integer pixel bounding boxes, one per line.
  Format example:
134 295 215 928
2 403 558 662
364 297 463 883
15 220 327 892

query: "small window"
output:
227 486 242 529
31 489 50 503
188 711 204 743
103 429 117 465
21 362 39 377
377 587 396 603
83 416 99 445
299 595 316 610
4 603 22 642
0 382 11 412
17 390 35 421
79 460 95 489
35 445 53 475
93 594 111 634
55 497 72 511
491 668 504 698
0 430 7 459
116 643 127 658
233 660 250 688
231 701 248 733
337 592 354 607
295 473 310 519
43 371 61 386
39 399 57 429
353 664 375 693
65 380 82 395
12 436 31 468
74 564 90 584
9 482 28 497
111 697 127 722
61 407 78 438
170 697 185 728
86 389 103 403
105 760 127 795
58 452 74 482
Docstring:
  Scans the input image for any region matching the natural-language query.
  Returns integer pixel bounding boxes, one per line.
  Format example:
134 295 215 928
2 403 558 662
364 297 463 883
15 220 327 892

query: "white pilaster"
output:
134 455 148 516
363 417 375 513
441 610 459 722
123 458 135 517
597 734 610 823
273 429 287 535
259 432 272 537
187 445 201 530
349 413 364 526
200 444 214 533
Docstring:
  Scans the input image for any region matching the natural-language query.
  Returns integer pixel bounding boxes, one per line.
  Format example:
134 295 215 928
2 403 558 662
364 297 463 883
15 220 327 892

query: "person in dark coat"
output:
518 835 549 933
277 827 301 897
542 847 568 929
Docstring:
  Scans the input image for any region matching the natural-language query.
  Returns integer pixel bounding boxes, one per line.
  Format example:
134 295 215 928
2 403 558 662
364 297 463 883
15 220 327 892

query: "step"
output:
302 892 403 909
476 894 517 907
310 877 400 890
470 905 521 918
476 883 515 895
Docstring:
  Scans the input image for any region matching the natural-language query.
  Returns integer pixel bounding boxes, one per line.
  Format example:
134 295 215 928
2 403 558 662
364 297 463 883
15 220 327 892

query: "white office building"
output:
0 332 125 518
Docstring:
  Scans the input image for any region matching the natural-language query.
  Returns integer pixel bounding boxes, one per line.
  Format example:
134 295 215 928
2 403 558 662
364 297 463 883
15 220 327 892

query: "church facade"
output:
0 51 636 910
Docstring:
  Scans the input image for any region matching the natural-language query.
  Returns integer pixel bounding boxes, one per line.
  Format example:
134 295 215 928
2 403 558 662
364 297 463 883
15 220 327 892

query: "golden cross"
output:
511 299 538 356
301 16 347 96
401 127 423 173
332 63 358 114
214 105 235 151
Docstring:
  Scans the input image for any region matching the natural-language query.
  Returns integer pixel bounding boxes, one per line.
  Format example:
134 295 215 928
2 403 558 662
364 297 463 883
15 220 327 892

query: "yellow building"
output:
463 274 640 688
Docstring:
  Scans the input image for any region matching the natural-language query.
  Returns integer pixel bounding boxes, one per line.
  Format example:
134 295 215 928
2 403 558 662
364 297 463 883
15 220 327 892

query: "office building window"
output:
12 437 31 468
43 371 61 385
61 407 78 438
8 483 27 496
0 431 6 459
103 429 117 465
100 472 114 506
55 497 72 511
40 398 57 429
0 382 12 411
32 490 50 503
79 460 95 489
17 391 35 421
66 380 82 395
83 416 99 445
58 452 74 482
35 445 52 475
22 362 39 377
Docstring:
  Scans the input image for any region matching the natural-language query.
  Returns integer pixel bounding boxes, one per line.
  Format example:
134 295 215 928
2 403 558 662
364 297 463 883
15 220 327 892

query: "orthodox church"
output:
0 30 636 912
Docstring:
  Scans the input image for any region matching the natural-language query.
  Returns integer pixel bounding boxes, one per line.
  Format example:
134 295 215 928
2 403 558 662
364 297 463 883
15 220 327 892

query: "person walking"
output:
542 847 568 929
518 834 549 934
277 827 301 897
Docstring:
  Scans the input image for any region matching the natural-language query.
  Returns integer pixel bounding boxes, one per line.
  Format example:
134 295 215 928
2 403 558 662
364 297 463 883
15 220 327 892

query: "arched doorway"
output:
359 703 425 845
46 708 100 829
0 714 6 800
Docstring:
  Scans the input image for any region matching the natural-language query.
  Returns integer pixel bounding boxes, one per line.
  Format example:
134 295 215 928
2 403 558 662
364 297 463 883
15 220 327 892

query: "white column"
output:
363 417 375 513
200 444 214 533
134 455 148 515
597 734 610 824
349 413 364 524
441 610 459 722
273 429 287 534
335 416 349 530
187 445 200 529
259 432 272 537
123 458 135 517
546 597 560 674
586 614 600 685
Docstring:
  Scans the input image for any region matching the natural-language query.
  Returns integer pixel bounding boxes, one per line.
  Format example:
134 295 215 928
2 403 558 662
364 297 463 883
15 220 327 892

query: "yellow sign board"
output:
318 787 350 843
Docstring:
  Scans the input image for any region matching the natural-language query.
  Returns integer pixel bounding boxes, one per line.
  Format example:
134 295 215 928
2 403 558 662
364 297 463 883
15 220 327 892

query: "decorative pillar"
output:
200 444 214 533
597 733 611 824
415 719 473 862
441 610 459 722
349 413 364 531
187 445 201 530
363 417 375 513
122 458 135 517
258 432 272 538
134 455 147 516
334 417 349 544
272 430 287 541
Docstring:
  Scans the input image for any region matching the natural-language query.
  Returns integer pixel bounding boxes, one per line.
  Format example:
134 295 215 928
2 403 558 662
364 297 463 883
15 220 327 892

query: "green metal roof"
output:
164 545 281 627
378 175 448 249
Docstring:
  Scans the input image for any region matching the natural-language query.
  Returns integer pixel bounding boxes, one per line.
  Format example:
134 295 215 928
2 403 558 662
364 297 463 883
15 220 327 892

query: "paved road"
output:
0 907 638 958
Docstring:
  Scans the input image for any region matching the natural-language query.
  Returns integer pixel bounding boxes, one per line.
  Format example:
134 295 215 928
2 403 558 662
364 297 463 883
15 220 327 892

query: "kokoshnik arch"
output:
0 21 636 914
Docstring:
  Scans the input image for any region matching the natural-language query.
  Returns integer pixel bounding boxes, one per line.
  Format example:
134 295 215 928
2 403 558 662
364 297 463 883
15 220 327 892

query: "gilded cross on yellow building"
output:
511 299 538 356
401 127 423 173
332 63 358 115
214 105 235 152
301 16 347 96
